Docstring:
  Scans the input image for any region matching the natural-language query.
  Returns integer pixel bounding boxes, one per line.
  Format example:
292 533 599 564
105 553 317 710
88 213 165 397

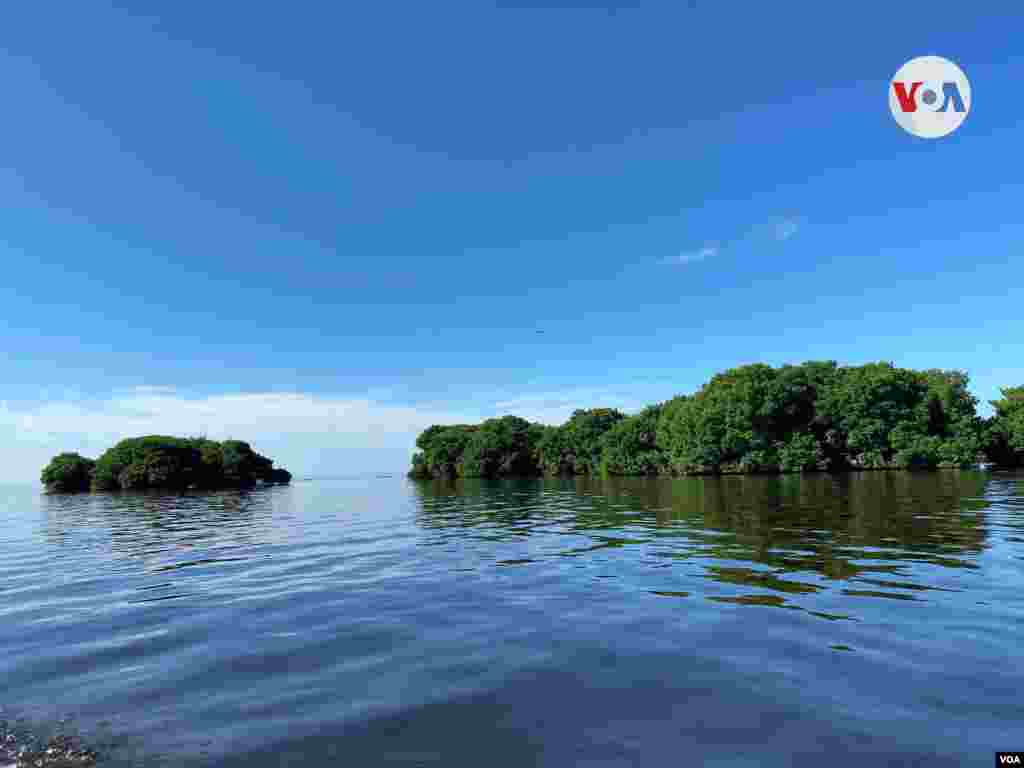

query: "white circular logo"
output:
889 56 971 138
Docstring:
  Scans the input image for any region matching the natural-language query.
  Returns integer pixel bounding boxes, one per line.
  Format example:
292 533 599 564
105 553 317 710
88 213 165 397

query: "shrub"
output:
407 364 1012 476
48 436 288 492
41 453 95 492
986 386 1024 467
778 434 823 472
458 416 542 478
599 405 666 476
538 408 625 475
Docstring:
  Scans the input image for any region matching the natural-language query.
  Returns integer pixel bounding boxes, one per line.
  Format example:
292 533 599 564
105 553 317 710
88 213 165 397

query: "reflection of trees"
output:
409 472 993 588
410 477 554 538
40 489 287 570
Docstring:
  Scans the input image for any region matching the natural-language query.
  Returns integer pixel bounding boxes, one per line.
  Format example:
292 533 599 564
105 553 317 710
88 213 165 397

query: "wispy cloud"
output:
663 243 719 266
665 215 801 269
773 216 802 241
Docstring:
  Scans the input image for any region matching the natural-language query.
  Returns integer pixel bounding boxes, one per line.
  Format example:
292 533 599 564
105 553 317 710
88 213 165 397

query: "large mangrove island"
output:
410 361 1024 478
41 436 292 493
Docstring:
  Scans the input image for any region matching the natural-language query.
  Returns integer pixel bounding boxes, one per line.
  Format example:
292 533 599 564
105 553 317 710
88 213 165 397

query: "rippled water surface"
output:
2 472 1023 766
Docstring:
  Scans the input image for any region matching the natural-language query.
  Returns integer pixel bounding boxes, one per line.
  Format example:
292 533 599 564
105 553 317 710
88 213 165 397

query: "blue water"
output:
1 472 1022 766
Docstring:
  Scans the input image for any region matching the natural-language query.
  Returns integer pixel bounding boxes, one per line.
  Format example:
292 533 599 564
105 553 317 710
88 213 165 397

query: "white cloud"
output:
774 216 802 241
0 389 482 484
664 243 719 266
664 216 802 268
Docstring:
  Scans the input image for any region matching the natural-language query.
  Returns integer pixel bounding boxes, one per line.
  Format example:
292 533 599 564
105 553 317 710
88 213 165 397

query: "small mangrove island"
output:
409 361 1024 478
41 436 292 493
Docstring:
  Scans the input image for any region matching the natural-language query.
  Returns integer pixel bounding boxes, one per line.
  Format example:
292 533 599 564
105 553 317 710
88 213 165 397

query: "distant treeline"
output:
42 436 292 493
409 362 1024 478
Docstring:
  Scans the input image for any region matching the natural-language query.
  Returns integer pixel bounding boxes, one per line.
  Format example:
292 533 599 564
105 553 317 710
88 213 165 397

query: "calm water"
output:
1 472 1022 766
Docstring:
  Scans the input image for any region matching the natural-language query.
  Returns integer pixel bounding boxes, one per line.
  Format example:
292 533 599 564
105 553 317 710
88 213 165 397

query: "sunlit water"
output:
1 472 1022 766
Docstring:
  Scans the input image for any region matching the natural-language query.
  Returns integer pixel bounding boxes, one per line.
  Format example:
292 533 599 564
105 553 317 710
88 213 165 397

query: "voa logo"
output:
889 55 971 138
998 754 1023 765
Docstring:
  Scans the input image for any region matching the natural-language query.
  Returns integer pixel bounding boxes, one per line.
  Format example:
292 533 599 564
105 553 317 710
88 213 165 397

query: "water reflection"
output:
0 473 1020 768
36 488 301 607
411 472 993 612
41 489 289 557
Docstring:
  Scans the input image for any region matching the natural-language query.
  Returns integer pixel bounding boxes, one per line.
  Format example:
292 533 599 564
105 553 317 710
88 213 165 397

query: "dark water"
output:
2 472 1023 767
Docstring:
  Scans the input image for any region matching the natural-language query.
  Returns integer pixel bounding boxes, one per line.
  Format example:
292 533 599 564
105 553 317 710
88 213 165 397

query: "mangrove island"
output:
409 361 1024 478
41 436 292 493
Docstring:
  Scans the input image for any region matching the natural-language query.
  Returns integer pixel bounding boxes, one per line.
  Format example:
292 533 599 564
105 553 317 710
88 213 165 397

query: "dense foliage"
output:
42 437 292 492
410 361 1010 478
537 408 625 475
409 418 545 479
460 416 547 478
409 424 480 479
598 405 665 476
40 452 96 492
658 362 983 473
987 386 1024 467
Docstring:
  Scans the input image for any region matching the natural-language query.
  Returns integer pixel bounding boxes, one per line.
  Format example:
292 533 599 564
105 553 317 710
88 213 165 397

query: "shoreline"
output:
410 464 1005 481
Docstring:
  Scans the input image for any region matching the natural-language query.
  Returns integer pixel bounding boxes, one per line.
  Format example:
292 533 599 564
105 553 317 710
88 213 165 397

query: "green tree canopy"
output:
410 361 1005 478
409 424 480 478
537 408 625 475
987 386 1024 467
459 416 545 478
41 453 95 493
600 405 665 476
45 436 291 492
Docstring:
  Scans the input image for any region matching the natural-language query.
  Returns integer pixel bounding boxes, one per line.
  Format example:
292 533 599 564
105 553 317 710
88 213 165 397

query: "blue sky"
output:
2 2 1022 480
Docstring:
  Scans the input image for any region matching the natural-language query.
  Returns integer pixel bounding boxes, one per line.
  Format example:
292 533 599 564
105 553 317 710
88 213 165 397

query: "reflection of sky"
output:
4 473 1023 614
977 475 1024 594
2 478 419 582
0 483 41 542
1 473 1023 768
